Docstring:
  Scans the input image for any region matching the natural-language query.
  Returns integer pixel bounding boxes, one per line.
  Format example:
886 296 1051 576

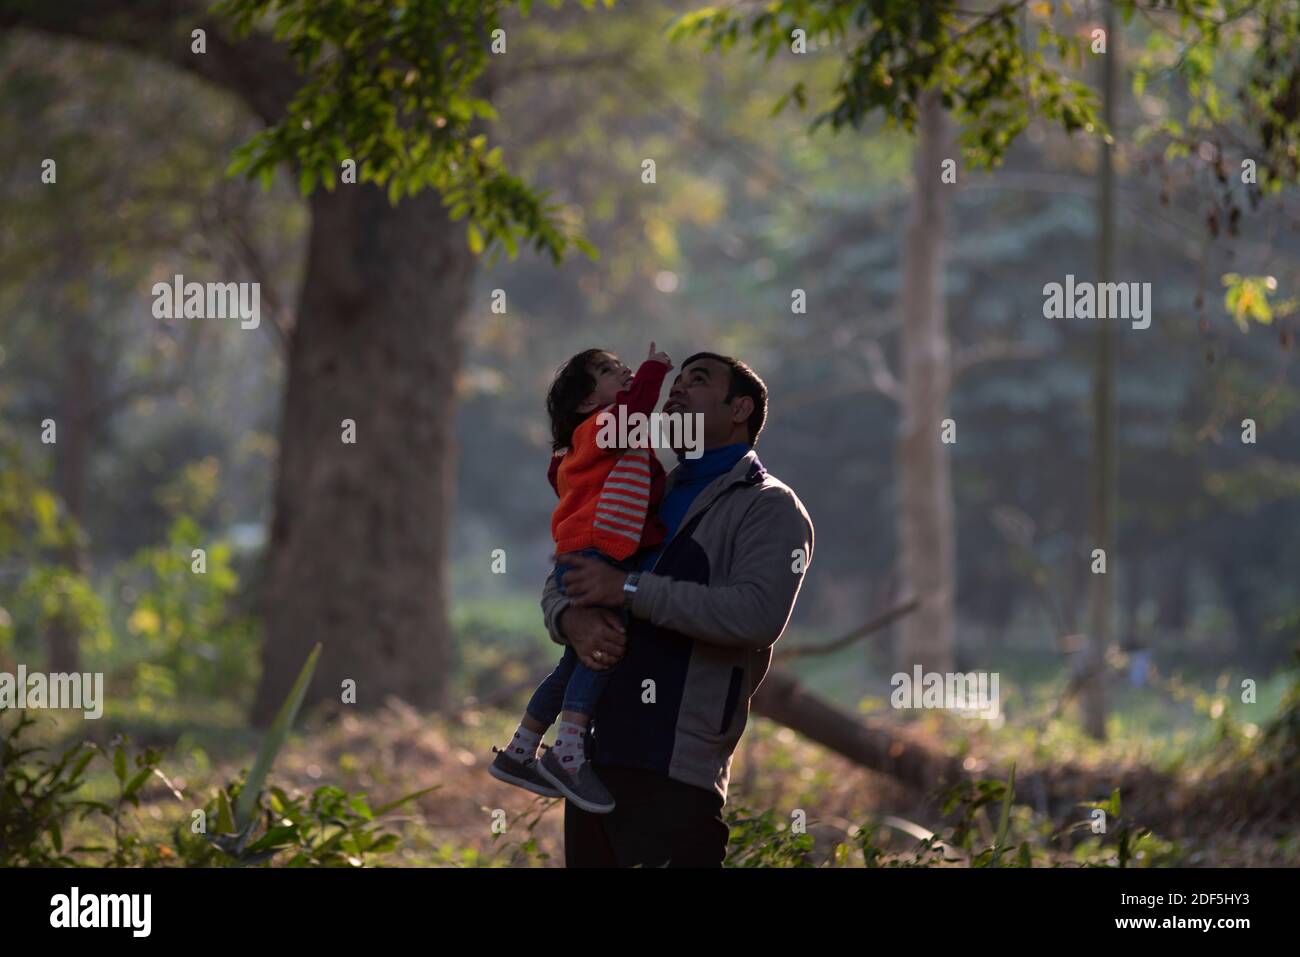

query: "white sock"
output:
550 721 588 773
505 724 542 762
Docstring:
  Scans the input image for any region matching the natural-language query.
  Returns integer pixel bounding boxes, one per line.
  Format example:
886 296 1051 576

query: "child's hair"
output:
547 348 607 451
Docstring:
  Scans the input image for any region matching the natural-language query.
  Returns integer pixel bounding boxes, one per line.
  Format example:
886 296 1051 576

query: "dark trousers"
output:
564 765 729 867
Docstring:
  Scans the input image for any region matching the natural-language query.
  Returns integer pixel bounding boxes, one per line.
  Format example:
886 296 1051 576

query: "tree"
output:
0 37 292 674
895 90 958 675
675 0 1300 694
1081 0 1119 740
674 0 1100 676
2 0 588 724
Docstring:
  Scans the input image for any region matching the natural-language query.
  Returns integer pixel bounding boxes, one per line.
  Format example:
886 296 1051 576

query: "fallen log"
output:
752 667 967 795
751 667 1179 826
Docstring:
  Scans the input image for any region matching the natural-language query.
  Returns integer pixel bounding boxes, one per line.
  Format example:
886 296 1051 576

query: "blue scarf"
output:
639 443 749 571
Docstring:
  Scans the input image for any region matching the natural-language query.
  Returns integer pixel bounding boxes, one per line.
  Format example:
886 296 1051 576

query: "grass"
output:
9 591 1297 866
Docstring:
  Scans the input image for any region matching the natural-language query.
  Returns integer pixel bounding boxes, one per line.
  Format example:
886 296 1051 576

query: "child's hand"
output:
648 341 673 369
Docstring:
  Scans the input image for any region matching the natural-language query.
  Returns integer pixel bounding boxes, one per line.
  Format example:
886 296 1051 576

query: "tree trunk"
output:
250 185 474 726
753 668 1176 823
5 3 477 724
753 668 966 793
1156 550 1188 631
1080 0 1119 740
895 90 956 677
48 331 93 674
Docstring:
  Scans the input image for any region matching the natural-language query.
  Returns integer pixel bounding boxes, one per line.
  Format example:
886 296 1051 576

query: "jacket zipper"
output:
648 460 754 573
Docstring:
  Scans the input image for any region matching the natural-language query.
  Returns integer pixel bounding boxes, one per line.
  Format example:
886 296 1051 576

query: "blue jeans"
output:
525 548 627 723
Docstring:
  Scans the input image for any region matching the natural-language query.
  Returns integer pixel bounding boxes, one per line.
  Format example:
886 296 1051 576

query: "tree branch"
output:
952 340 1044 382
859 339 903 403
495 49 637 89
0 0 298 125
196 197 292 357
775 597 921 661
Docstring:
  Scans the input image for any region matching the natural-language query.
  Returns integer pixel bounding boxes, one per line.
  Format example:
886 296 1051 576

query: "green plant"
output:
939 766 1011 862
723 806 816 867
115 513 258 704
1 711 101 866
174 779 438 867
1257 637 1300 780
2 646 430 868
0 712 183 867
182 643 435 867
487 797 559 867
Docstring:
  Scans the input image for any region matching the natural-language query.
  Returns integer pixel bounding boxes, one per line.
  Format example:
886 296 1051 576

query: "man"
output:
540 352 814 867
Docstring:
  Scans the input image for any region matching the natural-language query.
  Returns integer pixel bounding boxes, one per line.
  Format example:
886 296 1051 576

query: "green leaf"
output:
990 763 1016 867
113 748 127 784
124 767 153 800
467 223 485 255
69 749 96 783
243 825 300 855
217 788 235 834
371 785 441 817
234 643 322 829
31 490 59 535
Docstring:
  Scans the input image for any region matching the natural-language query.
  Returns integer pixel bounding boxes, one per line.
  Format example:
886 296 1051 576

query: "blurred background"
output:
2 0 1299 867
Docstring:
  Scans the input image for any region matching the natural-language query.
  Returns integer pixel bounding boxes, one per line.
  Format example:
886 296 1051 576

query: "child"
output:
490 343 672 813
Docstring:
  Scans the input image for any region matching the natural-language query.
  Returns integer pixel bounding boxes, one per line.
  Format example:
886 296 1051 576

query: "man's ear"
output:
730 395 754 426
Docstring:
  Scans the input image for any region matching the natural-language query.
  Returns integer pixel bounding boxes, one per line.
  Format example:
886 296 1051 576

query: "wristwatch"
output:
622 572 642 612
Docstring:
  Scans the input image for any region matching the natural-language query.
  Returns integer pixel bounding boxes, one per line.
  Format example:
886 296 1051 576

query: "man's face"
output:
664 357 749 452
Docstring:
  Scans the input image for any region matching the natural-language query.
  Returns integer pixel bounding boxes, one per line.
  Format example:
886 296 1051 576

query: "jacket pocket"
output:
719 665 744 734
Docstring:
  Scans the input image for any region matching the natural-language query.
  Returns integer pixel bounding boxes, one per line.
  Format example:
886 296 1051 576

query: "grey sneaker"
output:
489 746 562 799
536 745 615 814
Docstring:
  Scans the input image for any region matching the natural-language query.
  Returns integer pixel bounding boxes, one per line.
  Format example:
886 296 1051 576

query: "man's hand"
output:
647 341 673 369
558 606 627 670
562 554 629 608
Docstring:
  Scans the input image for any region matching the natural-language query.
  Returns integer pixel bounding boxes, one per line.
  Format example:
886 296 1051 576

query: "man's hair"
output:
681 352 768 446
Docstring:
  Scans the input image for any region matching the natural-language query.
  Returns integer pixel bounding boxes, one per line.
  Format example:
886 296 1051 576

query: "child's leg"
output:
546 548 626 771
549 661 616 773
521 713 548 734
505 645 579 761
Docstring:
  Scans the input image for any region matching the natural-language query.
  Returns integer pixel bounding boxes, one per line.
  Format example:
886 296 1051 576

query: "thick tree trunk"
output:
895 90 956 676
6 3 477 724
250 185 474 726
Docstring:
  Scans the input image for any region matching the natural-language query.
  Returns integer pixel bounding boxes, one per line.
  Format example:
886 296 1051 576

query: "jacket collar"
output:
663 448 766 538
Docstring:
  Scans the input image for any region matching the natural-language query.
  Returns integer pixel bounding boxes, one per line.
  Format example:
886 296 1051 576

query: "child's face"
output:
580 352 634 411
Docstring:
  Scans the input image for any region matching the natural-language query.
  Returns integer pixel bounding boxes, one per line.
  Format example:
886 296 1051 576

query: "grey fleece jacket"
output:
540 449 813 802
